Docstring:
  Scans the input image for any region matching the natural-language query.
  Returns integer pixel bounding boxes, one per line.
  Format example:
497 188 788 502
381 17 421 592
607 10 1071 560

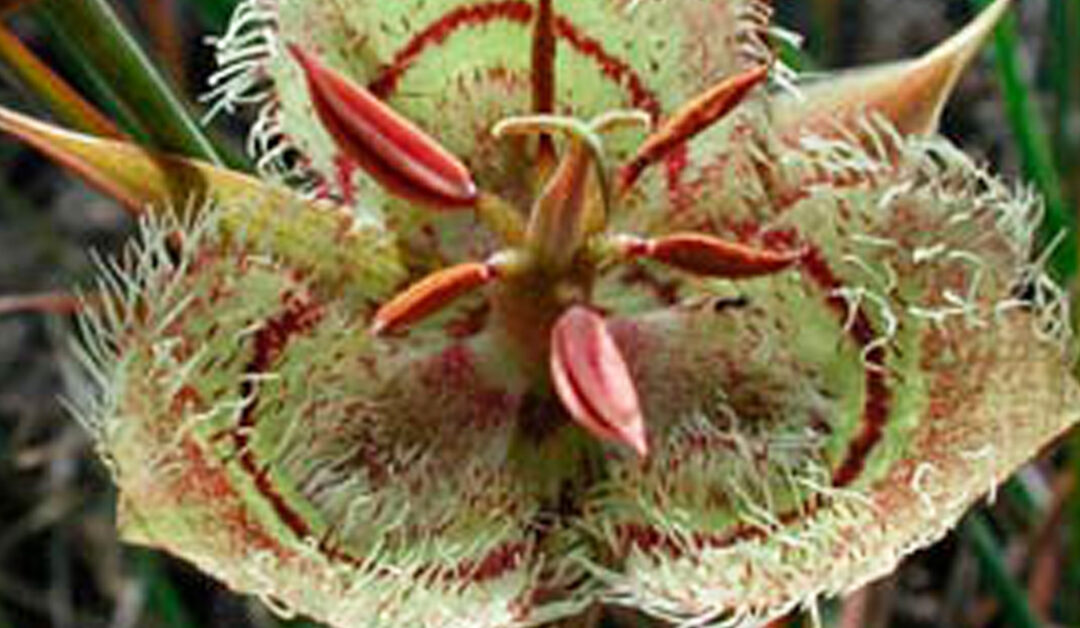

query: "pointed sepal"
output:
0 104 290 214
775 0 1012 136
550 306 648 458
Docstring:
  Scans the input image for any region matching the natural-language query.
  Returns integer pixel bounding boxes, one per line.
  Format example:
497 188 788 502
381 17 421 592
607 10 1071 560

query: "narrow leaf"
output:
0 292 81 316
134 551 198 628
32 0 225 165
963 515 1042 628
968 0 1076 279
140 0 186 92
0 24 121 138
0 103 275 213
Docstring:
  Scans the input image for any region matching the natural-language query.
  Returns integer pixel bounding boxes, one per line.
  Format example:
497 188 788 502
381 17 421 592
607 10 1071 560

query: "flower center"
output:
290 43 802 456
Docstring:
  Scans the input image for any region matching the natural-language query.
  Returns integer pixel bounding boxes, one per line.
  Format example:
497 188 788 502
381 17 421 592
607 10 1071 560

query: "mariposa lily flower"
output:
2 0 1078 626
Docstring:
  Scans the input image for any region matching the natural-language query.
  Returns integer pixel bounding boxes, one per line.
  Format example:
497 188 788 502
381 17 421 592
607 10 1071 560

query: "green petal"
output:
582 122 1080 624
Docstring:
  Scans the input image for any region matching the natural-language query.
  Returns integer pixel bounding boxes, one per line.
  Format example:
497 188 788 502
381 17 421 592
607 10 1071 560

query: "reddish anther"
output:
289 44 478 209
550 306 648 458
627 232 804 279
372 262 496 335
620 64 770 190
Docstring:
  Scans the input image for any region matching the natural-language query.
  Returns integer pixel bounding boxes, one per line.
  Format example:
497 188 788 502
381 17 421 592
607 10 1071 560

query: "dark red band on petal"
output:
799 247 892 487
232 293 325 540
368 2 663 119
618 494 829 558
226 296 534 582
369 1 535 98
618 246 892 558
365 2 690 201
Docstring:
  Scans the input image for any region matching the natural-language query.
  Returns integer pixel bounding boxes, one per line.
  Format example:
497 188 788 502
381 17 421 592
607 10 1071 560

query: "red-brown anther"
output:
550 306 648 458
288 44 479 209
619 64 770 191
372 261 497 335
624 232 804 279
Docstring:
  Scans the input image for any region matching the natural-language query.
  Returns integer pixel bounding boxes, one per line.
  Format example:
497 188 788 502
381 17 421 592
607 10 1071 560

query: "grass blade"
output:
969 0 1076 280
962 514 1042 628
0 24 121 138
1047 0 1074 158
133 551 197 628
32 0 225 165
140 0 187 92
190 0 239 32
1067 434 1080 623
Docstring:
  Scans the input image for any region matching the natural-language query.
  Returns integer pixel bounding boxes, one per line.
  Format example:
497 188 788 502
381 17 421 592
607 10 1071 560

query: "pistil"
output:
290 44 802 458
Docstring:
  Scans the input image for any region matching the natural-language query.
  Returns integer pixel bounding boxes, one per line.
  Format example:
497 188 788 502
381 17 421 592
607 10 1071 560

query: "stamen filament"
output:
530 0 557 168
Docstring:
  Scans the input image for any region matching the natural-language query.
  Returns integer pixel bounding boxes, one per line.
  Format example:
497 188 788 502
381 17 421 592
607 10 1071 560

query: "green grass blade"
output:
1047 0 1074 160
18 12 148 143
969 0 1076 280
1067 434 1080 623
190 0 239 31
777 38 820 74
0 24 121 138
32 0 225 166
962 514 1042 628
134 551 197 628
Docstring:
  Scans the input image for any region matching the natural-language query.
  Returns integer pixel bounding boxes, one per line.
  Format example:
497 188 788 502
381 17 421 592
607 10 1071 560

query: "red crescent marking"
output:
368 1 535 98
617 242 895 558
366 2 689 197
798 247 892 487
228 294 530 581
233 294 325 539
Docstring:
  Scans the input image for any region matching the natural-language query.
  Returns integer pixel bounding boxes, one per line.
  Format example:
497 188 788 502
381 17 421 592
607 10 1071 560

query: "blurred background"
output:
0 0 1077 626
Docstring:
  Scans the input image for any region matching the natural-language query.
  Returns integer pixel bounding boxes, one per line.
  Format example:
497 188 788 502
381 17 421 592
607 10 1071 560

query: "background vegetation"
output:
0 0 1076 626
